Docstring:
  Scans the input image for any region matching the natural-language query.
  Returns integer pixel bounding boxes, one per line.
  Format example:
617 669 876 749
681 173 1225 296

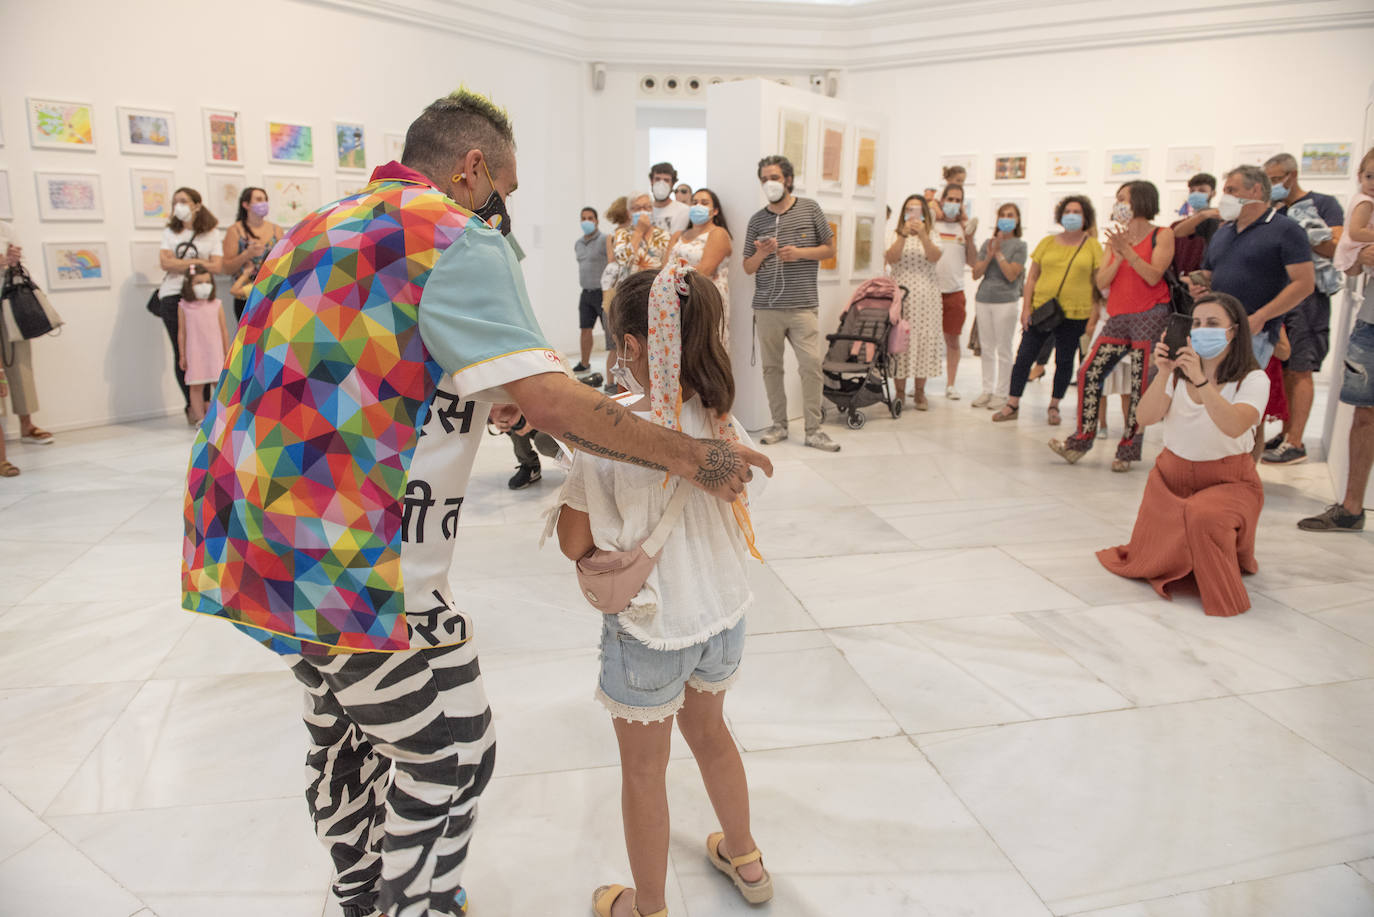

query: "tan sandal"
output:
1047 406 1061 426
991 405 1019 422
1111 459 1131 473
0 461 18 477
1048 439 1087 464
707 832 773 904
592 884 665 917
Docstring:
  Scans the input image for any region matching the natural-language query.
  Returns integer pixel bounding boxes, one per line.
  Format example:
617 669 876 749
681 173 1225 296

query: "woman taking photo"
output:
992 196 1101 425
1097 293 1268 616
970 203 1027 409
221 187 283 321
885 194 944 410
158 187 223 424
1050 181 1175 472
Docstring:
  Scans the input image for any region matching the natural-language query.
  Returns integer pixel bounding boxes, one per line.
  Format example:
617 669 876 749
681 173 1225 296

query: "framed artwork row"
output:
776 111 883 198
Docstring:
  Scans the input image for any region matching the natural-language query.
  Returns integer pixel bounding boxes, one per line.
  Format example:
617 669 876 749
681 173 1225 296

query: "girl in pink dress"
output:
178 269 230 423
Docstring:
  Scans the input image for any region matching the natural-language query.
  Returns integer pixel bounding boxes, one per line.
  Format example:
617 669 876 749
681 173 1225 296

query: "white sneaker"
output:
971 392 991 408
945 386 961 400
759 424 789 445
805 431 841 452
986 396 1007 411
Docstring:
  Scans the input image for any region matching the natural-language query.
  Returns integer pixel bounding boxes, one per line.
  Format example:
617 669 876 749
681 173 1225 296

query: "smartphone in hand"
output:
1163 312 1194 359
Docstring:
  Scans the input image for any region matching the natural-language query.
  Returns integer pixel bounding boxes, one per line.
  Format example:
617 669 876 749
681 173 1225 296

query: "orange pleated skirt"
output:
1097 448 1264 616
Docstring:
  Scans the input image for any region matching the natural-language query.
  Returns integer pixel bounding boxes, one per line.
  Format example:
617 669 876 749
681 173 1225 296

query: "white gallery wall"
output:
0 0 589 434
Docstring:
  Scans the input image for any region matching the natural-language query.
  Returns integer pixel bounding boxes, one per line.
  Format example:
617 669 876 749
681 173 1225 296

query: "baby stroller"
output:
822 276 905 429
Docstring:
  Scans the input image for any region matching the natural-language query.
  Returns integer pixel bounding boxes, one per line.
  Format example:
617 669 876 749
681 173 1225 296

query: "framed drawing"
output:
1106 148 1148 180
1232 143 1282 168
993 153 1029 183
335 122 367 171
1301 142 1353 178
939 153 977 185
1166 146 1214 181
854 128 878 197
130 240 164 285
851 214 876 277
206 173 247 224
777 109 810 190
203 108 242 166
130 168 174 228
1047 151 1087 183
264 173 322 227
43 242 111 290
0 171 11 220
35 171 103 221
337 178 368 200
116 106 176 156
383 132 405 162
27 97 95 150
268 120 314 165
819 119 846 191
820 211 842 279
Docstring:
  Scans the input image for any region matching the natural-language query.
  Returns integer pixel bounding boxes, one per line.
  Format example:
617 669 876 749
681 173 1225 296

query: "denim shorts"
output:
1340 320 1374 407
596 615 746 724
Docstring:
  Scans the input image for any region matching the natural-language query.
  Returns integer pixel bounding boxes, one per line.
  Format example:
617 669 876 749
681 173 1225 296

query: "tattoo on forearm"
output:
562 432 668 472
590 396 628 426
694 439 740 488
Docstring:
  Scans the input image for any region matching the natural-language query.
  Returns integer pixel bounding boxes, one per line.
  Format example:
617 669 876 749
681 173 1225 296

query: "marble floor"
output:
2 371 1373 917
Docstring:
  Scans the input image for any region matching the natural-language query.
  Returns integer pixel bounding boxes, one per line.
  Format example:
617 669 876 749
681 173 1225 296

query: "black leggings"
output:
1010 318 1087 401
159 295 211 409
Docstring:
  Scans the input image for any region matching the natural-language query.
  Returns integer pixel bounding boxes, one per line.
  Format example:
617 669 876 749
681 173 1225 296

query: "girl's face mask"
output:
611 340 644 395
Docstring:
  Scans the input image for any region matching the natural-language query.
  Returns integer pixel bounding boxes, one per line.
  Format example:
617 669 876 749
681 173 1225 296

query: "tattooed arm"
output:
506 372 773 501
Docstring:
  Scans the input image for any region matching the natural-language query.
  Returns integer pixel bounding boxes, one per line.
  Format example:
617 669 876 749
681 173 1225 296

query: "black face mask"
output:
475 189 511 237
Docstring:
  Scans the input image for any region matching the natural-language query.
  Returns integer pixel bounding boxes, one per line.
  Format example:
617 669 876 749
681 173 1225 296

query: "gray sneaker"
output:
1297 503 1366 532
759 424 789 445
1262 442 1308 465
804 431 841 452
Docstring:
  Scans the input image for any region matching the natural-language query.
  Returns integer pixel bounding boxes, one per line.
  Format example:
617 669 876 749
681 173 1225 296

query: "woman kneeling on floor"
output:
1097 292 1269 616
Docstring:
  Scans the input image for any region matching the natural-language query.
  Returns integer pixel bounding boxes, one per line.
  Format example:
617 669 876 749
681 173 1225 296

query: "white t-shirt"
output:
159 227 223 297
932 220 968 293
1161 370 1269 462
560 395 758 651
651 200 690 235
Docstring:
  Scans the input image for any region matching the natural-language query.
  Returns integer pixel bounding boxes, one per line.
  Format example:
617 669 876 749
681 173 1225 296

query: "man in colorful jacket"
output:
182 88 770 917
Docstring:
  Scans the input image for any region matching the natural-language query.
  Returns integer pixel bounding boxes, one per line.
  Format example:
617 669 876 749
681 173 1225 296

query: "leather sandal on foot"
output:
991 406 1018 422
1048 438 1087 464
707 832 774 904
1047 406 1061 426
1111 459 1131 473
0 461 19 477
592 884 665 917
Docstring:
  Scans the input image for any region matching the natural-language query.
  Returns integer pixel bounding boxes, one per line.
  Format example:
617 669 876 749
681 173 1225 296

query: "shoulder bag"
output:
1 265 63 342
146 239 201 317
574 482 691 616
1028 238 1087 333
1151 228 1194 316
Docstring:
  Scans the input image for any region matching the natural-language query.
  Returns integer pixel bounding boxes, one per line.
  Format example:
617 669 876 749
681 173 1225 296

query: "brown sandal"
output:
0 461 18 477
991 406 1019 422
1047 406 1061 426
707 832 773 904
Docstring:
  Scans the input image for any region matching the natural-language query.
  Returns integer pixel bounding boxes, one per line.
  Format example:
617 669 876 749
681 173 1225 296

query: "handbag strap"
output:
1052 238 1088 300
640 482 692 558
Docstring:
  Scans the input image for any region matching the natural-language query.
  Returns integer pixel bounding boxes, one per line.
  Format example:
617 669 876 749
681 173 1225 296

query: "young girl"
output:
177 269 230 423
554 266 771 917
1334 147 1374 277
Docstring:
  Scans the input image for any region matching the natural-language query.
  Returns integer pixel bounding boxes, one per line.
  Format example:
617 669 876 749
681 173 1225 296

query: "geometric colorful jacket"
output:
182 161 559 656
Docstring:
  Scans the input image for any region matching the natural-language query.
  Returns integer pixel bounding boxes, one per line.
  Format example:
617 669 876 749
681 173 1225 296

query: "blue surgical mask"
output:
996 217 1016 234
942 202 962 220
1061 213 1084 232
688 204 711 226
580 220 596 235
1190 326 1231 359
1269 182 1289 202
1187 191 1210 211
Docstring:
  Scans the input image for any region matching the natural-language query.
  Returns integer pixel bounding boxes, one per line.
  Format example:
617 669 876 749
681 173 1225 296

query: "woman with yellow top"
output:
992 196 1102 424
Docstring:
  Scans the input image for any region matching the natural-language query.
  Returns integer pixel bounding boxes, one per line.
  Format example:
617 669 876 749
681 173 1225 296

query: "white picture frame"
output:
1046 151 1087 184
854 127 879 198
129 240 164 286
35 171 104 221
335 122 367 172
818 118 847 193
1300 142 1354 179
267 120 314 166
129 168 175 229
819 211 842 282
1106 148 1149 180
206 172 247 226
777 109 810 191
992 153 1030 184
939 153 977 185
1231 143 1283 168
43 241 111 290
0 170 11 220
851 213 877 278
1166 146 1214 182
26 97 96 151
116 106 177 156
264 173 322 228
337 177 368 200
383 132 405 162
203 107 243 167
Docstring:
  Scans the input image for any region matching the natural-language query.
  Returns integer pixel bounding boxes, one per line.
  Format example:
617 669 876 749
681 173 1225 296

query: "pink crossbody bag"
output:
571 482 691 615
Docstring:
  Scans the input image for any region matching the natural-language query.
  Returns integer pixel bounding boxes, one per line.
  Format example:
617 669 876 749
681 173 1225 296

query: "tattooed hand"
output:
692 438 773 501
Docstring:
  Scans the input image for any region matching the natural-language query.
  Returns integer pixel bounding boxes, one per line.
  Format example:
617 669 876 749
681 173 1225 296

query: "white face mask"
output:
173 202 193 223
651 181 671 202
1216 193 1254 222
192 282 214 300
763 180 786 203
611 343 644 395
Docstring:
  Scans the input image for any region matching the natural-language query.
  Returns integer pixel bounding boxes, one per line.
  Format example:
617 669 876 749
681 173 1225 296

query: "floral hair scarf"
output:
647 258 761 560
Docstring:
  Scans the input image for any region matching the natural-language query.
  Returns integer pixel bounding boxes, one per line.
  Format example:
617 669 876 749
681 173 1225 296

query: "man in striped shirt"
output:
743 154 841 451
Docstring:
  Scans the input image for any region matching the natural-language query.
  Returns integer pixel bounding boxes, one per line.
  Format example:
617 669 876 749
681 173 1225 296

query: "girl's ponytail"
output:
678 271 734 416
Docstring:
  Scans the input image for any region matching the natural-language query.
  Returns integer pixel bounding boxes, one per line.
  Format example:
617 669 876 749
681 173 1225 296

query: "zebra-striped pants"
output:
289 641 497 917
